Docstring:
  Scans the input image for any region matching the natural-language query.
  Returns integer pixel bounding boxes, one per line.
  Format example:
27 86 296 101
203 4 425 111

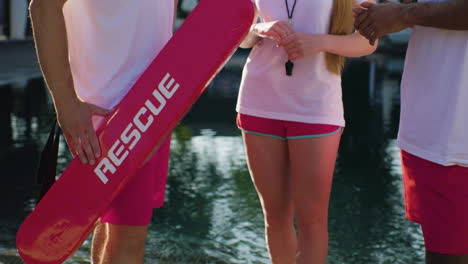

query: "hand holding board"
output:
17 0 254 263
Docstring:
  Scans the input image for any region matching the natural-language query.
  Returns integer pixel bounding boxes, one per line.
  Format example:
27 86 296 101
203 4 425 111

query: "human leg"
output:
426 251 468 264
242 131 297 264
100 224 148 264
288 131 341 264
91 136 171 263
91 222 108 264
92 223 149 264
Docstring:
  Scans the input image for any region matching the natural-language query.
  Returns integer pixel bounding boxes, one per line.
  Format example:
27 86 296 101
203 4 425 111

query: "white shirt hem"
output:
397 138 468 167
236 105 346 127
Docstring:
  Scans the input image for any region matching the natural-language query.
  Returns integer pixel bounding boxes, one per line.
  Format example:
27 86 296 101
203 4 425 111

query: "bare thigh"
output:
288 131 342 224
242 132 291 215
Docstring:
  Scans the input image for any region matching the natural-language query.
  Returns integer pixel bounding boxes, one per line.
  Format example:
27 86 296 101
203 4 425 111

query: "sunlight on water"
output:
0 61 427 263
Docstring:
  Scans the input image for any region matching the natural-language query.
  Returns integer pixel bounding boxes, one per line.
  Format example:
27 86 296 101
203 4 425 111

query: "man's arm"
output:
354 0 468 45
404 0 468 30
29 0 110 165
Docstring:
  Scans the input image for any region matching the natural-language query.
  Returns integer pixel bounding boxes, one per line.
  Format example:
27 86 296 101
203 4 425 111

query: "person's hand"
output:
279 33 325 61
353 1 411 45
56 98 111 165
251 21 295 42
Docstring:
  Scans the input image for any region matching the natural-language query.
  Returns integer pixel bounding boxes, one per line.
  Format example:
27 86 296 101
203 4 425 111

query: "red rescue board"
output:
16 0 254 263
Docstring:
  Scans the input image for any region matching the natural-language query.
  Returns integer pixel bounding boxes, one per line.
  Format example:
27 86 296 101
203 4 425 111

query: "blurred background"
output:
0 0 422 263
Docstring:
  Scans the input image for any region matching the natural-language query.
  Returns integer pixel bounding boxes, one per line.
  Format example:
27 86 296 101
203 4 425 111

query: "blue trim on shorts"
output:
238 127 342 140
240 129 287 140
286 127 342 140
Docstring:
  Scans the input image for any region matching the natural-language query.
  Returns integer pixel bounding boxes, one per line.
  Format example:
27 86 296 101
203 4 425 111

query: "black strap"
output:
284 0 297 76
285 0 297 22
36 119 61 203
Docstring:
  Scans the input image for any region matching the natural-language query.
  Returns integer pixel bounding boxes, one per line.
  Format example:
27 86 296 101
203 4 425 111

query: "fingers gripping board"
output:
16 0 254 263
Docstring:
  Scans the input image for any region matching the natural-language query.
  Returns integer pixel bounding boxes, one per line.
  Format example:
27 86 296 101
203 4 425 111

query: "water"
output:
0 56 425 264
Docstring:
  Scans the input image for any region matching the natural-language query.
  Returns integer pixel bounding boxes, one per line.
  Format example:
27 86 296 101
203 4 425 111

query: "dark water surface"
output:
0 57 425 263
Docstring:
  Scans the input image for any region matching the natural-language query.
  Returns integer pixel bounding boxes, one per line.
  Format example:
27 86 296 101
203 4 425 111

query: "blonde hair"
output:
325 0 355 75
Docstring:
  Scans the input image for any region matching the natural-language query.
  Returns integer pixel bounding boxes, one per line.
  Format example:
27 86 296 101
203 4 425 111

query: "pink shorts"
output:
236 113 341 140
401 150 468 254
100 136 171 226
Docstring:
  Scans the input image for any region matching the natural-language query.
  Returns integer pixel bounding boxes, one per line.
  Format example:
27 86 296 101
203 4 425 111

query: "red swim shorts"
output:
100 136 171 226
401 150 468 254
236 113 341 140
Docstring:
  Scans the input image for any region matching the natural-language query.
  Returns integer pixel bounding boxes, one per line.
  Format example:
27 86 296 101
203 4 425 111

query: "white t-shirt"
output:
63 0 174 110
398 0 468 166
236 0 362 126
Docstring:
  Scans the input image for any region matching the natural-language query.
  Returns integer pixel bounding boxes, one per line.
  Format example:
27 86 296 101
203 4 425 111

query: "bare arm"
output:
280 0 378 61
30 0 110 165
239 4 297 49
322 0 378 57
279 32 377 61
239 7 261 49
240 20 296 49
354 0 468 45
29 0 74 108
239 25 261 49
322 32 377 58
404 0 468 30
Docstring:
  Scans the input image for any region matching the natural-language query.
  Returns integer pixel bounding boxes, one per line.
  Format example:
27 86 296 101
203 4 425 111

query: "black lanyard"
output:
285 0 298 25
285 0 297 76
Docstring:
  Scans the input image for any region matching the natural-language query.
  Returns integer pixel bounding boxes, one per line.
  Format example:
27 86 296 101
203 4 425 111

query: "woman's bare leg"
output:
288 132 341 264
243 132 297 264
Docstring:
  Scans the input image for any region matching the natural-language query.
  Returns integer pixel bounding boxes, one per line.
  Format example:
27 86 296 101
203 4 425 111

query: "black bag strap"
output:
36 119 61 203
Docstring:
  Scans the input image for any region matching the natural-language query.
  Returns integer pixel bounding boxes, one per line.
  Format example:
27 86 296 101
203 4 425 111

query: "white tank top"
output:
63 0 174 109
236 0 358 126
397 0 468 166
